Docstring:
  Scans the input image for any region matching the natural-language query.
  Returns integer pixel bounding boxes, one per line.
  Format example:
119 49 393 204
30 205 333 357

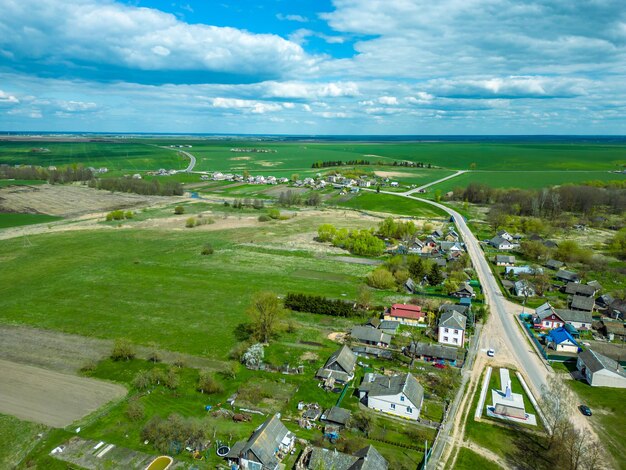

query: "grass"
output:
0 179 46 187
453 447 502 470
564 378 626 469
0 213 62 229
332 191 447 218
0 414 47 469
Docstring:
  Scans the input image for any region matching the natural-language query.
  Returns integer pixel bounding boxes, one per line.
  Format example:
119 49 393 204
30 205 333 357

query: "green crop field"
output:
0 141 186 175
333 191 447 218
0 179 46 188
0 213 62 229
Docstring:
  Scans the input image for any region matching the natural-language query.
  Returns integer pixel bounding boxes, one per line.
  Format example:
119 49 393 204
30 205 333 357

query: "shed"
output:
577 349 626 388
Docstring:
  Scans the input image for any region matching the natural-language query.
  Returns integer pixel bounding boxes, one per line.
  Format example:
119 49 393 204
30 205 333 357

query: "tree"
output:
248 292 283 343
133 370 152 390
356 285 373 311
111 338 135 361
427 264 443 286
241 343 264 368
366 267 396 290
541 375 571 449
306 192 321 206
197 371 223 394
521 240 549 261
126 399 145 421
185 217 196 228
609 227 626 259
242 169 250 179
443 278 460 295
408 257 426 281
174 205 185 214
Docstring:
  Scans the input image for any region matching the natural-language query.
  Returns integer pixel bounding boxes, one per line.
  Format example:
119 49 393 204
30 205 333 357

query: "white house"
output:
497 230 513 241
514 280 536 297
358 373 424 420
489 235 517 250
438 311 466 347
577 349 626 388
546 327 579 353
390 181 399 187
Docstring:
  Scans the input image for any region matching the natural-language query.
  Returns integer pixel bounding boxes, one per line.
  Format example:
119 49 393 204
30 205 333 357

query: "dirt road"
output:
0 359 127 428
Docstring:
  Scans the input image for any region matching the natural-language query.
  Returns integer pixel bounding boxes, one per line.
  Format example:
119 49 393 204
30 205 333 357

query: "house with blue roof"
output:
546 327 580 353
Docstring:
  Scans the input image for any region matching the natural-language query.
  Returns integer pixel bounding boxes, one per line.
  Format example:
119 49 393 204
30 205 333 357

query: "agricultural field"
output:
331 192 447 218
0 212 61 229
0 179 46 187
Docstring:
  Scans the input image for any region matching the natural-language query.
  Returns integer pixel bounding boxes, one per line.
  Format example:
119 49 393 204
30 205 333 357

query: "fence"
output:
519 315 548 359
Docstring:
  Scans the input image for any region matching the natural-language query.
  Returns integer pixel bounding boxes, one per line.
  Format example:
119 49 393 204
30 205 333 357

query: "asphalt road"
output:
178 150 196 172
404 170 466 195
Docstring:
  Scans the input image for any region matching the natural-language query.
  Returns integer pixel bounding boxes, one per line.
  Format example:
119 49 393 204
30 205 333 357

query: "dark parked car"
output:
579 405 592 416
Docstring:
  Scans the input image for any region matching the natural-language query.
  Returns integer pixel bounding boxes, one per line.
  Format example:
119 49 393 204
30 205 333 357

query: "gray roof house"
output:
495 255 516 266
451 282 475 298
545 259 564 270
489 235 516 250
554 308 592 329
406 342 462 362
577 349 626 388
316 345 357 383
439 303 470 316
570 295 595 312
565 282 597 297
226 414 295 470
303 445 388 470
320 406 351 427
350 326 392 347
608 299 626 320
439 310 467 331
555 270 580 283
358 372 425 420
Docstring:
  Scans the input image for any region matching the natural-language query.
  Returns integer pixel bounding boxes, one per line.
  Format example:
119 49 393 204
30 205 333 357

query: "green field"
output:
453 447 502 470
0 179 46 187
333 191 447 218
0 414 46 469
424 170 626 195
0 213 62 229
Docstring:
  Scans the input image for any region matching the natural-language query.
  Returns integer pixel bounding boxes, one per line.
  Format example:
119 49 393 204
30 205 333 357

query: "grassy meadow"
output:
0 414 46 469
0 213 62 229
331 192 447 218
453 447 502 470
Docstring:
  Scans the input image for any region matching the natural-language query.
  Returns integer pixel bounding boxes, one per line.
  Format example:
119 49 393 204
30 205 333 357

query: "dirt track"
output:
0 359 126 428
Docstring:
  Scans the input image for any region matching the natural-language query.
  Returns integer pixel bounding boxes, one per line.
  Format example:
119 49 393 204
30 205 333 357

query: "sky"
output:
0 0 625 135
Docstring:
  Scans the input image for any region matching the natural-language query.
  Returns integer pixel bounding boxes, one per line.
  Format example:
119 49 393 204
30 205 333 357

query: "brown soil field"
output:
0 325 229 374
0 358 127 428
0 184 175 217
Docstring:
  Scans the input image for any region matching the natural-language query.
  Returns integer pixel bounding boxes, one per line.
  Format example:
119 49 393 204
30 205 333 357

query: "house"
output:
301 445 388 470
555 270 580 283
405 277 418 294
379 321 400 335
570 295 595 313
489 236 516 250
320 406 351 428
432 229 444 239
608 299 626 320
445 230 460 242
587 280 603 292
350 326 391 347
601 320 626 341
438 310 466 347
596 294 614 310
554 309 592 330
226 414 295 470
497 230 513 241
577 349 626 388
495 255 516 267
358 179 371 188
406 342 463 364
358 372 424 420
316 345 357 384
565 282 596 297
514 280 536 297
440 241 464 254
351 345 394 360
533 303 565 330
383 303 425 326
439 303 470 317
543 240 558 249
390 181 399 187
545 259 564 270
546 327 580 353
451 282 475 298
407 239 424 254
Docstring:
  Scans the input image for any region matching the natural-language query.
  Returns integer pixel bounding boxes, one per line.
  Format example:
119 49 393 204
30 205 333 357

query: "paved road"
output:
158 146 196 172
404 170 466 195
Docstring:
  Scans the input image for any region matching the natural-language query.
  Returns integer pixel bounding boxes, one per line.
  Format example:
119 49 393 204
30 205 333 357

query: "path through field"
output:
0 359 126 428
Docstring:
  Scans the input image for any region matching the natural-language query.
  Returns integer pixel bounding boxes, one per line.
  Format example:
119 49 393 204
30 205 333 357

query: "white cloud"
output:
378 96 398 105
0 90 19 104
427 76 589 98
57 100 97 112
276 13 308 23
211 97 291 114
263 81 359 99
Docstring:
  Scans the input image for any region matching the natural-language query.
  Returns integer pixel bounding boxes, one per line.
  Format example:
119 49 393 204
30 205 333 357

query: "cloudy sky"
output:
1 0 625 134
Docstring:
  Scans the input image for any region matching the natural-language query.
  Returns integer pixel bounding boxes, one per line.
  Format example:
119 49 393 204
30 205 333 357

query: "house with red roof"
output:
383 304 425 326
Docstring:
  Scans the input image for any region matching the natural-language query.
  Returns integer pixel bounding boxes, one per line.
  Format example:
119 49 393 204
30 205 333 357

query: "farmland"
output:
0 212 61 229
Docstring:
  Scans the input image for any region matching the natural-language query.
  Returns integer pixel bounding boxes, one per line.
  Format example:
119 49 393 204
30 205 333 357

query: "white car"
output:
487 349 495 357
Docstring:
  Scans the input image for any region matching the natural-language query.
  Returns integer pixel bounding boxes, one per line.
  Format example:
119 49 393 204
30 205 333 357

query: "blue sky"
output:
1 0 625 134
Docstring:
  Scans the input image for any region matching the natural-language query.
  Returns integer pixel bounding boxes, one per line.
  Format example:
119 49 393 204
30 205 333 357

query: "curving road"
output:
404 170 467 195
157 145 196 172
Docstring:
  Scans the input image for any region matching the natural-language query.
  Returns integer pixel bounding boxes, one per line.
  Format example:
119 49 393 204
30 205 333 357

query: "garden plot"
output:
0 359 126 427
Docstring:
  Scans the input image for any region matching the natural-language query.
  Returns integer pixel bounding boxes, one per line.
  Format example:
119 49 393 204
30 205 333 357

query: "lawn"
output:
0 212 62 229
453 447 502 470
332 192 447 218
564 378 626 469
0 414 47 469
0 179 46 187
0 224 374 359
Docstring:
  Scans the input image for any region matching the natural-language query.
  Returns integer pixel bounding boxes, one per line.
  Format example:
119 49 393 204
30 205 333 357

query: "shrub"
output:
126 399 145 421
201 244 214 255
258 214 271 222
141 414 205 453
147 349 161 363
185 217 196 228
268 208 281 219
366 268 396 289
80 360 97 374
163 368 179 389
133 370 152 390
111 338 135 361
174 205 185 214
284 293 357 317
197 371 224 394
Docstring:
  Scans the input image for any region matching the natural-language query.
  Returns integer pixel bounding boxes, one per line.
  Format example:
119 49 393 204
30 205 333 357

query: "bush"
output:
126 399 145 421
195 217 215 227
197 371 224 394
80 360 97 373
201 244 214 255
141 414 205 453
111 338 135 361
185 217 196 228
284 292 357 317
174 205 185 214
267 208 281 219
133 370 152 390
163 368 179 389
366 267 396 289
258 214 271 222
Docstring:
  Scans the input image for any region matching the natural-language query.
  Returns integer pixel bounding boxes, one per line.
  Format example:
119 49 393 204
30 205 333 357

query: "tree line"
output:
318 224 386 256
284 292 359 317
311 159 371 168
0 164 93 184
89 177 183 196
